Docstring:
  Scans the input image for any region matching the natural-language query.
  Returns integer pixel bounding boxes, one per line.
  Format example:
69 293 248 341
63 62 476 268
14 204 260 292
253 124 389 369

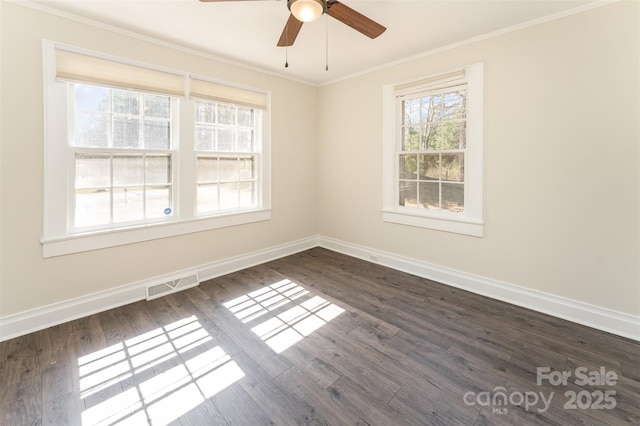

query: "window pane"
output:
441 153 464 182
195 125 215 151
75 84 110 112
113 187 144 222
239 157 254 179
399 181 416 207
237 129 253 152
420 123 440 150
113 90 141 115
147 155 171 184
419 182 439 209
442 121 466 150
75 154 110 188
418 154 439 181
403 98 420 126
197 157 218 183
421 95 438 123
196 101 216 123
219 157 238 181
217 127 235 152
443 91 465 120
239 181 255 207
425 94 443 122
423 124 441 150
113 155 144 186
113 117 140 148
75 189 110 227
144 121 170 150
402 126 420 151
442 183 464 212
238 107 253 127
399 154 417 180
144 94 170 119
218 104 235 125
197 184 219 213
75 113 109 148
146 186 171 218
219 182 239 209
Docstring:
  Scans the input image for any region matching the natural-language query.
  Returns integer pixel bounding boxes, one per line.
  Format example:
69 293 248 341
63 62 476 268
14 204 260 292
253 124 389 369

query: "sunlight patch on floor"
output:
224 280 345 354
78 315 243 426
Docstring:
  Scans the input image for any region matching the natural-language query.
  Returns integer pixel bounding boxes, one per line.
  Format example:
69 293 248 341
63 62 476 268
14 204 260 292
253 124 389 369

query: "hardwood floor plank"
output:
389 383 481 425
213 382 273 425
177 399 228 426
41 391 83 426
233 351 326 425
274 366 367 425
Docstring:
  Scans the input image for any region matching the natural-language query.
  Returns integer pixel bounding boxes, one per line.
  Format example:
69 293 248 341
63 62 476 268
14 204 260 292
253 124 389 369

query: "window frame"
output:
41 41 271 258
68 85 179 233
382 63 484 237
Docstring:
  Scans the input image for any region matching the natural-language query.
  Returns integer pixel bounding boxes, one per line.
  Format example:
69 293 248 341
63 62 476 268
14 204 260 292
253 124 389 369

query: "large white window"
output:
382 64 484 237
42 42 271 257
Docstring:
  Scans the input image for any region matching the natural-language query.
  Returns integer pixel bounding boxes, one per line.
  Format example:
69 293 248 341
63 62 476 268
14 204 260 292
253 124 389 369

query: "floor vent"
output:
146 274 199 301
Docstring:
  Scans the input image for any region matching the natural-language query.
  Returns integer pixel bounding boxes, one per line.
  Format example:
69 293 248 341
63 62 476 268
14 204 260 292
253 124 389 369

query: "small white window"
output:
382 64 483 237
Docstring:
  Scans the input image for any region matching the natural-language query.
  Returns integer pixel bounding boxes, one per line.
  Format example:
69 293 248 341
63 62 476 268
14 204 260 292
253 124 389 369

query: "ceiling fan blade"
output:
327 1 386 39
277 14 303 47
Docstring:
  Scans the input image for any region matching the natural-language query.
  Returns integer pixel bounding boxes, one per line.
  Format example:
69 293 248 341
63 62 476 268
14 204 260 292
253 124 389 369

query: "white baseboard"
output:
317 236 640 342
2 234 638 342
0 236 318 342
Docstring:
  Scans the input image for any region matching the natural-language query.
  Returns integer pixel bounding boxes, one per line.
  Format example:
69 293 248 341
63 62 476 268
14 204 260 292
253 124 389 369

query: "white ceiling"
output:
27 0 598 85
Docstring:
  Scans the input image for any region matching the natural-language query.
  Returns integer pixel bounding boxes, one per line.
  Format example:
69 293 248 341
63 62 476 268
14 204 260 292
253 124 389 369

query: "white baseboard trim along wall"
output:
0 237 317 342
1 235 638 342
317 236 640 342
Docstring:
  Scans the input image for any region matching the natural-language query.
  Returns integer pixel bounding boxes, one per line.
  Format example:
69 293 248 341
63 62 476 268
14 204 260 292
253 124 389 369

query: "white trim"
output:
0 236 318 342
0 236 640 341
381 210 483 237
3 235 638 341
42 209 272 258
317 236 640 342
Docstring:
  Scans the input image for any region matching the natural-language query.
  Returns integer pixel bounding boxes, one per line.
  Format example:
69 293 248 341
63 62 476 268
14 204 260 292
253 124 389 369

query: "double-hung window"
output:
42 42 271 257
382 63 484 236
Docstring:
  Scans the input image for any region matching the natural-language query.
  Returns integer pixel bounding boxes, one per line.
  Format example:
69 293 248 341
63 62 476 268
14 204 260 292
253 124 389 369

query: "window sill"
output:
41 209 272 258
382 209 483 237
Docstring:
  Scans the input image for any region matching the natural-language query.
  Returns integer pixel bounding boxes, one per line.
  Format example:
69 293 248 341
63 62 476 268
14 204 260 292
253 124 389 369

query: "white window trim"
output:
382 63 484 237
41 41 271 257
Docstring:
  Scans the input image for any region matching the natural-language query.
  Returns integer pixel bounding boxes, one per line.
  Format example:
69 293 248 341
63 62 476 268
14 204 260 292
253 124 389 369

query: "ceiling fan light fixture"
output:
288 0 325 23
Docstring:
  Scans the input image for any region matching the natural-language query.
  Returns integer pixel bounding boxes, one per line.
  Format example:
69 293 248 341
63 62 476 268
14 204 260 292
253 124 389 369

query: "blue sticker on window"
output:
164 208 172 215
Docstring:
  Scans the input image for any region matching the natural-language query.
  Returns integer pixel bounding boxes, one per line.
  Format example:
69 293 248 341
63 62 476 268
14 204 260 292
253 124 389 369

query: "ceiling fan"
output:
199 0 386 47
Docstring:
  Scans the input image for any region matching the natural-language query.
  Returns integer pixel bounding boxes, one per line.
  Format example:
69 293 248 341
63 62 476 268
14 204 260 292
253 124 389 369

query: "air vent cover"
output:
146 274 199 301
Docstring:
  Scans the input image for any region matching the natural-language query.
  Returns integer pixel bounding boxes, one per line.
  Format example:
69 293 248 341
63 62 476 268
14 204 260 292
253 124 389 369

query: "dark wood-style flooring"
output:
1 248 638 425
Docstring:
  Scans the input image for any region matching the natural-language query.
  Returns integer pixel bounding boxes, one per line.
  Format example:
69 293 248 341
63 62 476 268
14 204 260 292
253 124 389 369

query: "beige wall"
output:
0 2 318 316
317 1 640 316
1 1 638 321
